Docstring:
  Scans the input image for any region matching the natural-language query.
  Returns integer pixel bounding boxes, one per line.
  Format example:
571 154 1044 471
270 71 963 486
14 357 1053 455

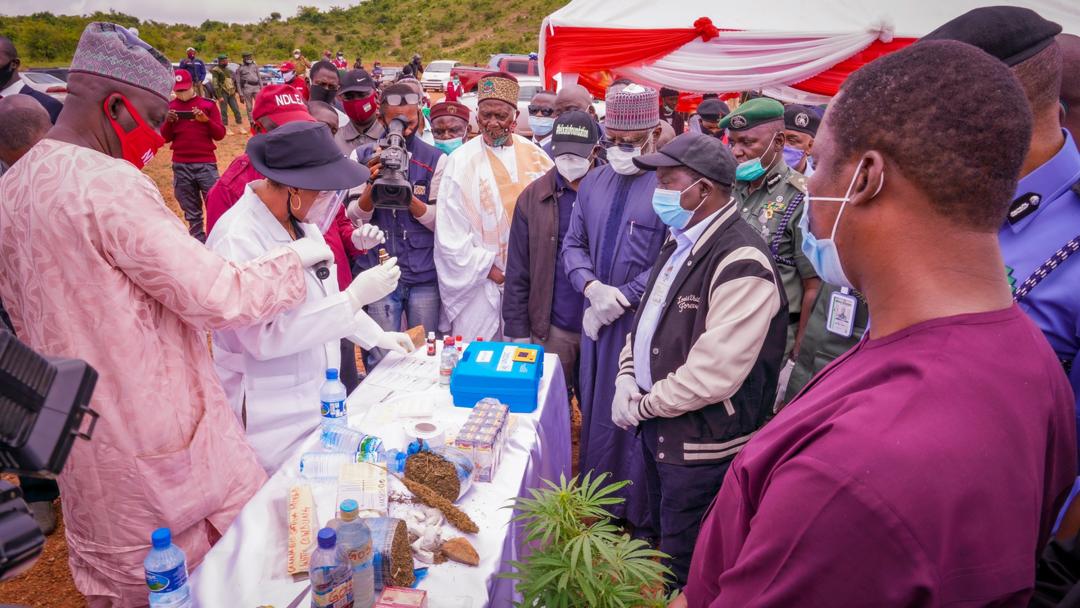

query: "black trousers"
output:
172 162 219 242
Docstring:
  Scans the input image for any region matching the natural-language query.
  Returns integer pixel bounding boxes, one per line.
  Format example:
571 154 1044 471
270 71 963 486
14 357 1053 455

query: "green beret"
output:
719 98 785 131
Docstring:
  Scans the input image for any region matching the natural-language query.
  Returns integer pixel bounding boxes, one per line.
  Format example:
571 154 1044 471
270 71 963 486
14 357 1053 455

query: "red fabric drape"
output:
791 37 915 95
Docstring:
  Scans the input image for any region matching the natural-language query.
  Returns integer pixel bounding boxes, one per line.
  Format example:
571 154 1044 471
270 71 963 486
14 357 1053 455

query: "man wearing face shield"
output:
561 84 667 534
724 97 820 373
335 68 383 154
0 23 338 604
209 121 414 473
504 110 601 402
614 131 787 587
347 83 445 369
162 69 226 242
435 71 554 340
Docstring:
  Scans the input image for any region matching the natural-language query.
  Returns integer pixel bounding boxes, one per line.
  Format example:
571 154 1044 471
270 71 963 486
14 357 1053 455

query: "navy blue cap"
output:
633 132 736 187
551 110 600 158
317 527 337 549
696 99 730 121
246 121 369 191
784 104 820 137
922 6 1062 67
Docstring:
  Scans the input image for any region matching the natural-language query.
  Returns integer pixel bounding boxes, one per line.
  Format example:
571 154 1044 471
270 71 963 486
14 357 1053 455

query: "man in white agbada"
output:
435 71 553 340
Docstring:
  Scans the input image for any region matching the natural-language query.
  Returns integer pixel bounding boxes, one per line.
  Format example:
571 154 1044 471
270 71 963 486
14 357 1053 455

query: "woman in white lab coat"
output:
207 121 415 472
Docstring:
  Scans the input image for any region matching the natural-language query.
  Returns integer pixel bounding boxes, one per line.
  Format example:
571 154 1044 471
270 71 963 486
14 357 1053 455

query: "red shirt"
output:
289 76 310 101
332 58 349 70
204 153 359 290
686 306 1077 607
161 96 225 163
445 81 463 102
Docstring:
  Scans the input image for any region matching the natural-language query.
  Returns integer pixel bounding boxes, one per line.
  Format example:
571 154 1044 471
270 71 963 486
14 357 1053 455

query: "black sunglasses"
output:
528 106 555 117
384 92 421 106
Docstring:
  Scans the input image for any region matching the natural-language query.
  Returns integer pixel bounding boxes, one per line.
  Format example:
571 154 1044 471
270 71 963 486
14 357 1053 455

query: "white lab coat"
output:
207 186 382 473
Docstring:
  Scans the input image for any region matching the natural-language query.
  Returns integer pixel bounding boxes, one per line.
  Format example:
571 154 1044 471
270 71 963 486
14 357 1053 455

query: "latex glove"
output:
584 281 630 325
611 374 643 431
351 223 385 251
283 234 334 268
374 331 414 355
582 307 603 341
345 257 400 311
345 185 370 224
507 337 531 344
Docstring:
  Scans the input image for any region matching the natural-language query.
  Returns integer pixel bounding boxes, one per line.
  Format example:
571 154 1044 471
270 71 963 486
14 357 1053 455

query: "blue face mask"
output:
782 145 805 168
435 137 464 154
652 178 706 230
799 159 884 289
528 116 554 137
734 133 781 182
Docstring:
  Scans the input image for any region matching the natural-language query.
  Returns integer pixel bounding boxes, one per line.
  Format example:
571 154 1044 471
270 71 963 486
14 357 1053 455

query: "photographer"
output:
348 83 444 369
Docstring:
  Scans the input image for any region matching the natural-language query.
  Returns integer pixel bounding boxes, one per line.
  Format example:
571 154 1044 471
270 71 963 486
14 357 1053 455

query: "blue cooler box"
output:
450 342 544 413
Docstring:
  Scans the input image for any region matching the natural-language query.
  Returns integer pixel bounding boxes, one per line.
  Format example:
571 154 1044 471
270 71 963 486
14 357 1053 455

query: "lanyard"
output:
1012 234 1080 303
769 192 803 267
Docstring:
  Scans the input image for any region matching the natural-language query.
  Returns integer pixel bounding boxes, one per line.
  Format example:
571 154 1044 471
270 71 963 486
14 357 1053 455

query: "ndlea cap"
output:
551 110 600 159
173 69 193 92
252 84 315 125
634 132 736 187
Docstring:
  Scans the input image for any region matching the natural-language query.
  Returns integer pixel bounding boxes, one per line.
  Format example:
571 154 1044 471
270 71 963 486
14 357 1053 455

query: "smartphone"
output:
175 110 196 120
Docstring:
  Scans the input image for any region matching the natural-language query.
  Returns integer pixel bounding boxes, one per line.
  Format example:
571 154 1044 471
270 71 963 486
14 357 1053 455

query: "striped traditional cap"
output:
605 84 659 131
477 71 519 109
69 22 173 101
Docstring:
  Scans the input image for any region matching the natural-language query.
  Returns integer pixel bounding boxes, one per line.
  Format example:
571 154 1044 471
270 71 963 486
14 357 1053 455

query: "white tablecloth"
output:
190 350 571 607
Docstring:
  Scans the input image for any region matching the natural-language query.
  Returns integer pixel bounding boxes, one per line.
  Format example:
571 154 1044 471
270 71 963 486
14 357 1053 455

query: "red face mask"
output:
104 94 165 170
343 93 378 124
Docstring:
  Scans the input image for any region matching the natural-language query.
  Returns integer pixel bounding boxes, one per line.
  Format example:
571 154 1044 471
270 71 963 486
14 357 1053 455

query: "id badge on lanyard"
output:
826 288 858 338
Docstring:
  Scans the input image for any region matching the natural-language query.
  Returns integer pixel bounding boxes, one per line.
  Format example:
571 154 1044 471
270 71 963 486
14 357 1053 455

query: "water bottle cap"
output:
317 527 337 549
340 499 359 517
151 527 171 549
326 368 339 380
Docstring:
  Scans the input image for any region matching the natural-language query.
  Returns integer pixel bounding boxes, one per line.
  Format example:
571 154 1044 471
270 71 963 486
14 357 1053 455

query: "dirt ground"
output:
0 115 582 606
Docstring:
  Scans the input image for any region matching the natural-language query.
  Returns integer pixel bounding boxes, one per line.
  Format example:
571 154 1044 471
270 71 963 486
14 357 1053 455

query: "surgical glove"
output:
345 257 400 311
283 234 334 268
345 185 370 224
351 223 386 251
611 374 643 431
582 307 603 341
584 281 630 325
375 331 414 355
507 337 531 344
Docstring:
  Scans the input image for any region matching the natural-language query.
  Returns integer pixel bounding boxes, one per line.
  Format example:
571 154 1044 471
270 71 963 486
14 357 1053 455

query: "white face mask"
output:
607 137 650 175
554 154 592 182
282 71 295 82
304 190 345 233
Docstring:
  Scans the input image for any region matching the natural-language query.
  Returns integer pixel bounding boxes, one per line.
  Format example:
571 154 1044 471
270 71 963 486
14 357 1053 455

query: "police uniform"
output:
722 99 816 356
785 283 870 399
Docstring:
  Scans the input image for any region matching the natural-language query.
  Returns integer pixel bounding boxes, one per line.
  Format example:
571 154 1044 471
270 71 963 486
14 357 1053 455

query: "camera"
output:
0 329 98 581
371 116 414 210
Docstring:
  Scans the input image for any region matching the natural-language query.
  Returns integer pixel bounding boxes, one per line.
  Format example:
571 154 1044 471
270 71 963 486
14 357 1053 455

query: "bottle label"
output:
346 544 373 565
321 398 346 418
312 568 353 607
146 563 187 593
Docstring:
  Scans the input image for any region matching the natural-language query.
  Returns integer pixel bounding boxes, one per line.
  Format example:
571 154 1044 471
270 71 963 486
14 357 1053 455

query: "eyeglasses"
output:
384 92 421 106
600 136 649 151
528 106 555 117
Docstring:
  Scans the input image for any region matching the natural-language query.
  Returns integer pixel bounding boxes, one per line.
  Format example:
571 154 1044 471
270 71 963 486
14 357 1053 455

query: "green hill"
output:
0 1 563 67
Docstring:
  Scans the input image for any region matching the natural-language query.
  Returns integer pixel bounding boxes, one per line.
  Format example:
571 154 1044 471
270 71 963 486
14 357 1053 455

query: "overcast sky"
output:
1 1 351 25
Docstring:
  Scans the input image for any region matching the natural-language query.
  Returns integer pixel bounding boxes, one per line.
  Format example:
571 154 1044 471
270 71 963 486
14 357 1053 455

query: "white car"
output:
421 60 459 92
20 71 67 102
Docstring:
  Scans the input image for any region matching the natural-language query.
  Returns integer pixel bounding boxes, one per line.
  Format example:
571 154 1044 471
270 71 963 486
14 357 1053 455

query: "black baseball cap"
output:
247 121 370 190
340 69 376 94
922 6 1062 66
634 132 736 187
551 110 600 159
696 98 730 121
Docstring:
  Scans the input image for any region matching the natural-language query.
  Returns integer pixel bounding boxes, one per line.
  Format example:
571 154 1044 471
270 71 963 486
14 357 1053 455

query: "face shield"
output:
304 190 346 233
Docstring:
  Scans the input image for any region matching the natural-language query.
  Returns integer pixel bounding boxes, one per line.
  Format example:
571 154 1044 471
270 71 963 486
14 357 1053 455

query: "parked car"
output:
259 65 284 86
420 60 459 91
378 66 401 84
20 71 67 102
451 54 540 92
28 67 69 82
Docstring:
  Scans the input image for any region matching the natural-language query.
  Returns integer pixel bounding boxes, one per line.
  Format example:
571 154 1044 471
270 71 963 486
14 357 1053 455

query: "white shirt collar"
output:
1 76 24 99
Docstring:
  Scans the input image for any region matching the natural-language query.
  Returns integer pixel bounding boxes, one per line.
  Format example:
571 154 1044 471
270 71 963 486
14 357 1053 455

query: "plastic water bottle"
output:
300 452 355 480
310 528 353 608
144 528 193 607
321 426 384 459
336 500 375 608
320 369 348 450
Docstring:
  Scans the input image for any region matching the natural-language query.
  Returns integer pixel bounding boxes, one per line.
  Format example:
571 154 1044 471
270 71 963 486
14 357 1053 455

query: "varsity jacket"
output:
618 202 788 465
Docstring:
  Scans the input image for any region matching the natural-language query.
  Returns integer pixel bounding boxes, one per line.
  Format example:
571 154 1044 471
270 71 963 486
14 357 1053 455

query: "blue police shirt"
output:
999 129 1080 447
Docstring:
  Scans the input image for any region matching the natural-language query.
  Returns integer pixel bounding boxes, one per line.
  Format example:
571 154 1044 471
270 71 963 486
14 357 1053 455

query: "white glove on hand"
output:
374 331 414 355
582 307 603 341
345 185 370 224
508 337 531 344
345 257 401 311
351 223 386 251
611 374 643 431
283 234 334 268
584 281 630 325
